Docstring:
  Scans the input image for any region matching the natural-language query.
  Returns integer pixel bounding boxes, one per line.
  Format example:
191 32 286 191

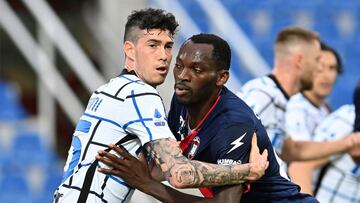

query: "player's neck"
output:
272 68 298 96
303 91 325 107
187 90 221 129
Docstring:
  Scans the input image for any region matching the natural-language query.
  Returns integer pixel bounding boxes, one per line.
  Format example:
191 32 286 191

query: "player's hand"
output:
247 133 269 181
345 132 360 149
346 132 360 164
96 144 153 192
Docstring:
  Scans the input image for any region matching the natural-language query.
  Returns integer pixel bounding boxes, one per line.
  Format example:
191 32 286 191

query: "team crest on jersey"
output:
153 108 165 126
188 136 200 159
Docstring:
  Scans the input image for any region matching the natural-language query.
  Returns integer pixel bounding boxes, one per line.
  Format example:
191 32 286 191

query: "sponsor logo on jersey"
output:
217 159 242 165
188 136 200 159
227 132 246 154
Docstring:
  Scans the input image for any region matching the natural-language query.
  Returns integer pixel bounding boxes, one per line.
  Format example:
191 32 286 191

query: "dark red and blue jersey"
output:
168 87 318 203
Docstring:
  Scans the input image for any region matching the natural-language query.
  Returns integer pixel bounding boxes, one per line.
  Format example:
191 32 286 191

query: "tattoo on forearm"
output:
146 138 249 187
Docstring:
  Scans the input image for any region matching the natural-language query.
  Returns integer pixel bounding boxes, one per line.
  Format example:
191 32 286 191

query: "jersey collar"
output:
268 74 290 100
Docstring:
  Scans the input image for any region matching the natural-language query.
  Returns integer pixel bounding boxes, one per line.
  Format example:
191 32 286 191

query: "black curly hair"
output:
124 8 179 43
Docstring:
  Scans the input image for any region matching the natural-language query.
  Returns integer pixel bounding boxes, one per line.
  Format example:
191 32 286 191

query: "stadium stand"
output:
0 81 62 203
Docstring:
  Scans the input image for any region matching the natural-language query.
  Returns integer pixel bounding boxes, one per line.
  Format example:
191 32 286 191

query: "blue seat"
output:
11 132 55 168
0 174 30 202
41 172 62 202
0 81 27 121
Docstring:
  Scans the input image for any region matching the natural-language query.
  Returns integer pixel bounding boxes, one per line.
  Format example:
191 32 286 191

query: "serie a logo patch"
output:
153 109 166 126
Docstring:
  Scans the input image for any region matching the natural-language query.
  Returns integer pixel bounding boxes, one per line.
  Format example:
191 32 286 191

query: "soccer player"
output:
237 27 358 168
285 42 342 195
97 33 323 202
312 104 359 203
54 9 267 203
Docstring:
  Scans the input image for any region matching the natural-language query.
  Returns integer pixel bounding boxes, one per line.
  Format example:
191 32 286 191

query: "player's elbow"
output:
167 177 189 189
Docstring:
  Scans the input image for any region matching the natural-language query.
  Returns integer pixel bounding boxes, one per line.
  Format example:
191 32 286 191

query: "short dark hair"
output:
276 27 319 46
320 41 343 74
188 33 231 71
124 8 179 42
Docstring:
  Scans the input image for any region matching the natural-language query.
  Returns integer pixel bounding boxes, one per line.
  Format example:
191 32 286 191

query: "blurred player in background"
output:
312 103 359 203
54 8 267 203
237 27 360 171
285 42 343 195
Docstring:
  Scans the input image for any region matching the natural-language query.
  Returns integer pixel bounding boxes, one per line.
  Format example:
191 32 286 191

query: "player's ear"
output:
124 41 135 60
294 52 304 71
216 69 229 86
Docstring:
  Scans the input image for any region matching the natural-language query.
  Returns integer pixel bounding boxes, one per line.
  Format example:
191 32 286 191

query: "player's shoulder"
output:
239 76 278 98
99 75 159 98
287 93 309 109
330 104 355 119
242 76 275 90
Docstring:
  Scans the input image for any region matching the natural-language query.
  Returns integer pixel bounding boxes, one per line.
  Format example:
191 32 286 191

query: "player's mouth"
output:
156 66 168 75
174 83 191 96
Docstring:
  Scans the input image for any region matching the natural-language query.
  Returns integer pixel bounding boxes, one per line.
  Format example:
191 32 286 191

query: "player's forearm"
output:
283 138 349 161
142 180 217 203
147 138 248 188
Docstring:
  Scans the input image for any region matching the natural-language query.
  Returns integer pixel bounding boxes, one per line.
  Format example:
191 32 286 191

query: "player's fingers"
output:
96 154 120 168
98 150 124 164
97 167 122 177
262 149 268 159
109 144 134 160
251 133 258 147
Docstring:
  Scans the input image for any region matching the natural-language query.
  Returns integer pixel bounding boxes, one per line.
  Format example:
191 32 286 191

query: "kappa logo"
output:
227 132 246 154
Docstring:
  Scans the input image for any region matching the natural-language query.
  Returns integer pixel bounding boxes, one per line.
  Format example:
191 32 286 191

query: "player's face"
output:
311 50 338 98
173 41 218 105
299 40 321 91
133 29 174 86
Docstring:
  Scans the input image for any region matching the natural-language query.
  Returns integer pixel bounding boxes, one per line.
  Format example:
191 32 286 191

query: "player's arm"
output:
281 132 360 162
348 145 360 164
288 158 328 195
145 134 267 188
97 144 243 203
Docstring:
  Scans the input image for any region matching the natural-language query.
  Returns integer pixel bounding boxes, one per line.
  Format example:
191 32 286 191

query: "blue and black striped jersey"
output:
56 70 174 203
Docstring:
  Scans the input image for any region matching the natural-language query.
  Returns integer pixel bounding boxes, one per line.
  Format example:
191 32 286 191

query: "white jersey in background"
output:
55 72 174 203
237 75 289 174
285 92 331 189
237 75 289 156
313 105 360 203
285 93 331 141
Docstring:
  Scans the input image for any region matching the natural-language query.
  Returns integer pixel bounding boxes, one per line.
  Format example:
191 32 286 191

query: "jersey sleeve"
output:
211 123 255 165
123 88 175 146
